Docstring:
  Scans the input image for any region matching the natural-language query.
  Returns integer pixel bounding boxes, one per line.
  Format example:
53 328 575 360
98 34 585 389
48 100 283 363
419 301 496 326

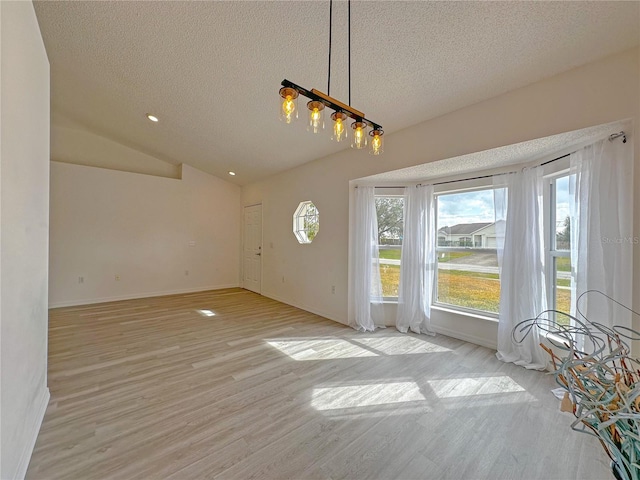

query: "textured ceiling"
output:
358 120 631 185
34 1 639 185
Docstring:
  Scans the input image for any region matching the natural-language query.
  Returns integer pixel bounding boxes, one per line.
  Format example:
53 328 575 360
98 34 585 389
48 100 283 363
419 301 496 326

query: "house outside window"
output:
438 224 497 247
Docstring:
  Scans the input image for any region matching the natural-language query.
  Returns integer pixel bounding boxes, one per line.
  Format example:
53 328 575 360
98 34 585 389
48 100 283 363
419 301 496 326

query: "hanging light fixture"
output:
278 0 383 154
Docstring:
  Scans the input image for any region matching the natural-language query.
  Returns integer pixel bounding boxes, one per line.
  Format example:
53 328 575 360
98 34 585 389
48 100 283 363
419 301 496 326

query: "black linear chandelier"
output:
279 0 384 155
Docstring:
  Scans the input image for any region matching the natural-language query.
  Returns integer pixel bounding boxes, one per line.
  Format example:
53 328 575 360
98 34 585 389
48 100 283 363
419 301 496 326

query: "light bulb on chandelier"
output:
351 121 367 149
369 129 384 155
279 87 299 124
331 112 348 142
307 101 325 134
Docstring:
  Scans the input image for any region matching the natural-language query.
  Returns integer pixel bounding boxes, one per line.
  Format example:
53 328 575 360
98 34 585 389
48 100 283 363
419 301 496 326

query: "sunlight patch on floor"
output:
266 336 450 361
353 336 450 355
266 339 377 360
427 376 525 398
311 382 426 410
439 392 537 409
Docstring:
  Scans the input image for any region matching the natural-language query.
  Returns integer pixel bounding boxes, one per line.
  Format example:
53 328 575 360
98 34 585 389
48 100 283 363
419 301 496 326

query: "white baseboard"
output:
49 284 240 308
259 293 497 349
261 291 347 326
15 386 50 480
431 324 497 350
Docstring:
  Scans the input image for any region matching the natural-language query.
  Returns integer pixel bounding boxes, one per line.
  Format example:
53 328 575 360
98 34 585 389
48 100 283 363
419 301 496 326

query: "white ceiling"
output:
34 1 639 185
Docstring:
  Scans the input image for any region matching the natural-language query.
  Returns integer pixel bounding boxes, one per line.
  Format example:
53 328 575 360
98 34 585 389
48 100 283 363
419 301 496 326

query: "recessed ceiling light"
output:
146 114 159 122
228 171 236 176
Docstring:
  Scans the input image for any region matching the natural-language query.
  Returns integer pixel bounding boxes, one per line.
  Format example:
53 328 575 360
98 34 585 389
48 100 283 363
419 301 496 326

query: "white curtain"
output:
396 184 436 335
494 168 548 370
569 137 633 336
352 186 384 332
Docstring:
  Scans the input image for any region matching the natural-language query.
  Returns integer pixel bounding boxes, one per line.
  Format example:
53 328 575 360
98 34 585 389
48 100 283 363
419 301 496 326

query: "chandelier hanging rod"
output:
280 79 383 132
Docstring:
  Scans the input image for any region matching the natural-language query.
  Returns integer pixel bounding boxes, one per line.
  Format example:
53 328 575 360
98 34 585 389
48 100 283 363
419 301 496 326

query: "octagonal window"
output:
293 201 319 244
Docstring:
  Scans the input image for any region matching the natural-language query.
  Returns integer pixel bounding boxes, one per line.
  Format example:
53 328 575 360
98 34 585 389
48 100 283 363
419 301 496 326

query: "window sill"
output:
378 301 499 323
431 304 499 323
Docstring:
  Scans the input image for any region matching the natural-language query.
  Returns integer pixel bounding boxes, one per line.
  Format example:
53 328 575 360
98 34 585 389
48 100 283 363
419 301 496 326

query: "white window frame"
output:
433 181 501 318
542 160 573 320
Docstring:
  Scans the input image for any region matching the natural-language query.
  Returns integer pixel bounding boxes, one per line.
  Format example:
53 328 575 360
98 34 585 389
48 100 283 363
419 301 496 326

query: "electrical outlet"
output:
78 276 84 284
331 285 335 294
115 275 120 281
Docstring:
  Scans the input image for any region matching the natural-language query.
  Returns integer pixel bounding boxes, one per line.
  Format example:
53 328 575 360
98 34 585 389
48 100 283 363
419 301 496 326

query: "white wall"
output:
242 48 639 349
50 162 241 307
0 2 51 478
51 122 181 179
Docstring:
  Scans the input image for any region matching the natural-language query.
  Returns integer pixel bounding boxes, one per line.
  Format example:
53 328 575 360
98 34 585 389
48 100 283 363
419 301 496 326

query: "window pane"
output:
554 256 572 324
375 196 403 299
550 173 574 325
555 176 570 251
436 189 500 314
304 204 319 242
437 251 501 313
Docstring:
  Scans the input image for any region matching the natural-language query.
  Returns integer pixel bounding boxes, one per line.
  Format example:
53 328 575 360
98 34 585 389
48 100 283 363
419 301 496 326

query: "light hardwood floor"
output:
27 288 612 479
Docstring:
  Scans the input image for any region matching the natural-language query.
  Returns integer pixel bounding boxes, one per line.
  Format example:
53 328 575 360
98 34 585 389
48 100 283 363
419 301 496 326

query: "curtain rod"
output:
429 153 571 187
418 131 626 188
419 153 570 187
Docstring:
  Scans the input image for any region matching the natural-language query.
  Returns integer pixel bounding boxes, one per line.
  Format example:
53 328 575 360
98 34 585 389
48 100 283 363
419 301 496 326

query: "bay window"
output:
373 161 576 322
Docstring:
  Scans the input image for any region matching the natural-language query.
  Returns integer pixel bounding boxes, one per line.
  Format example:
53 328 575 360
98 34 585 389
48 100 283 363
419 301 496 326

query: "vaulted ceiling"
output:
34 1 639 185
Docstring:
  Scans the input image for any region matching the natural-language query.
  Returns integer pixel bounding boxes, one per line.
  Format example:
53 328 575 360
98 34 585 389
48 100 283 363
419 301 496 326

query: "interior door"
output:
243 204 262 293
